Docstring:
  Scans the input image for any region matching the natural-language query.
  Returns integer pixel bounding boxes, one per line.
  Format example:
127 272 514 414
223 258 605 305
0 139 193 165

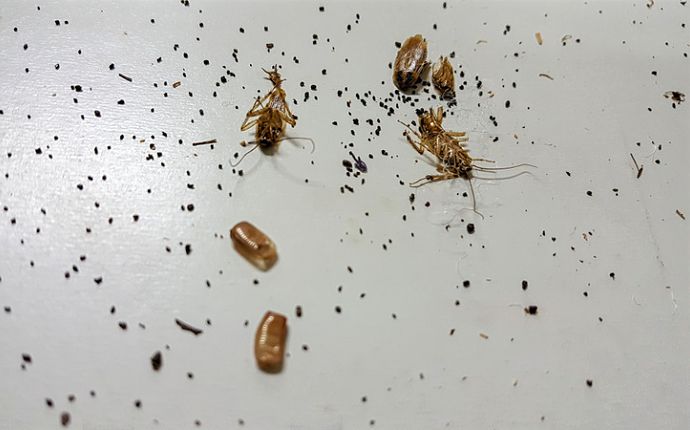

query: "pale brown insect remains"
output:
393 34 428 91
432 56 455 99
399 106 533 217
233 66 313 166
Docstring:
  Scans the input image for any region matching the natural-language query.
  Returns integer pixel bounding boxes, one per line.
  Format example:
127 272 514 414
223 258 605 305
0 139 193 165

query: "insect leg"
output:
409 172 458 187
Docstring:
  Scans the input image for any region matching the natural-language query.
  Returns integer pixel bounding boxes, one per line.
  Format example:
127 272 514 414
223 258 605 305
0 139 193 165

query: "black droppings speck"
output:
185 244 192 255
335 305 342 314
522 280 528 290
586 379 593 387
524 305 538 315
21 353 32 363
94 110 101 117
466 223 475 234
295 306 303 317
609 272 615 280
150 351 162 371
463 280 470 288
60 412 70 427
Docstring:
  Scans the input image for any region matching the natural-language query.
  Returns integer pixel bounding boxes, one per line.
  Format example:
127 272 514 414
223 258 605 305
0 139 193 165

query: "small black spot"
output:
586 379 593 387
522 280 528 290
466 223 475 234
150 351 162 371
524 305 538 315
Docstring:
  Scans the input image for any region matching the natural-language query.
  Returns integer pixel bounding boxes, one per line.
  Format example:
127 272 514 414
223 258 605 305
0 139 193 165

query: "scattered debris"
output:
175 318 203 335
630 153 644 178
663 91 685 105
676 209 686 220
538 73 554 80
479 333 489 339
172 81 181 88
349 151 368 173
192 138 217 146
535 32 543 45
118 73 132 82
646 0 654 8
561 34 572 45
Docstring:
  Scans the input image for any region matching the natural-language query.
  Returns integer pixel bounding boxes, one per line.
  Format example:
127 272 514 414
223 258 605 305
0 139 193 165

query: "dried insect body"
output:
432 56 455 99
255 311 288 373
234 66 313 166
393 34 428 91
400 107 533 217
230 221 278 271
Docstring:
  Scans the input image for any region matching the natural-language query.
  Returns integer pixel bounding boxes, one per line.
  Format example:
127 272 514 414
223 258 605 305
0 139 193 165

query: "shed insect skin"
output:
399 106 534 217
234 66 313 167
393 34 428 91
432 56 455 99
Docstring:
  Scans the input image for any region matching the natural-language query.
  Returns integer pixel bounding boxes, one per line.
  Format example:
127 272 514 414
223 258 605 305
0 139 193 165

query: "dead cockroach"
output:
432 56 455 99
393 34 428 91
399 106 534 217
231 66 313 166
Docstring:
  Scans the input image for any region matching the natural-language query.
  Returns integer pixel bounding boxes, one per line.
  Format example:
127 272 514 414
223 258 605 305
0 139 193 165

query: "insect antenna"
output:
466 178 485 220
230 142 260 167
279 136 315 154
471 171 532 181
473 162 536 172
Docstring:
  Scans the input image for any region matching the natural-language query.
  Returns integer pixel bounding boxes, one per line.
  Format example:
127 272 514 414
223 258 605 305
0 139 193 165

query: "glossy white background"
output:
0 1 688 429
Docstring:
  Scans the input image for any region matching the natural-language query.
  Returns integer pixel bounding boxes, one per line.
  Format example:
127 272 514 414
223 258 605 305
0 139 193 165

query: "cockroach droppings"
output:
60 412 70 427
524 305 538 315
150 351 162 371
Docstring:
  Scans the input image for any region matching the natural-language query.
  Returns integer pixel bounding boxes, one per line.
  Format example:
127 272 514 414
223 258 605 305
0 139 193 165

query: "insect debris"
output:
399 106 534 218
629 153 643 178
234 66 314 167
393 34 428 91
431 56 455 99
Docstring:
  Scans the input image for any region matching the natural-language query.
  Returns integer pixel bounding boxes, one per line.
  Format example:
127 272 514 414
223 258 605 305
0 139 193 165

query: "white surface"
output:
1 0 688 429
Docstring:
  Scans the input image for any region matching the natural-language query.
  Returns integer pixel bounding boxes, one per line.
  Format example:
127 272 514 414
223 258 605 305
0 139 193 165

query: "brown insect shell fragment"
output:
254 311 288 373
393 34 428 91
230 221 278 271
432 56 455 99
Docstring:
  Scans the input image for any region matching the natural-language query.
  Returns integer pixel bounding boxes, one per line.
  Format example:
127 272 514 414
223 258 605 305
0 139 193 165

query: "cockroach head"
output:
262 65 284 86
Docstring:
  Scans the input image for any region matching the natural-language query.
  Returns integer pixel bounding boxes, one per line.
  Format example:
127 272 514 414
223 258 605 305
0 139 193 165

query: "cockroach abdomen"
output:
254 311 288 373
230 221 278 271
